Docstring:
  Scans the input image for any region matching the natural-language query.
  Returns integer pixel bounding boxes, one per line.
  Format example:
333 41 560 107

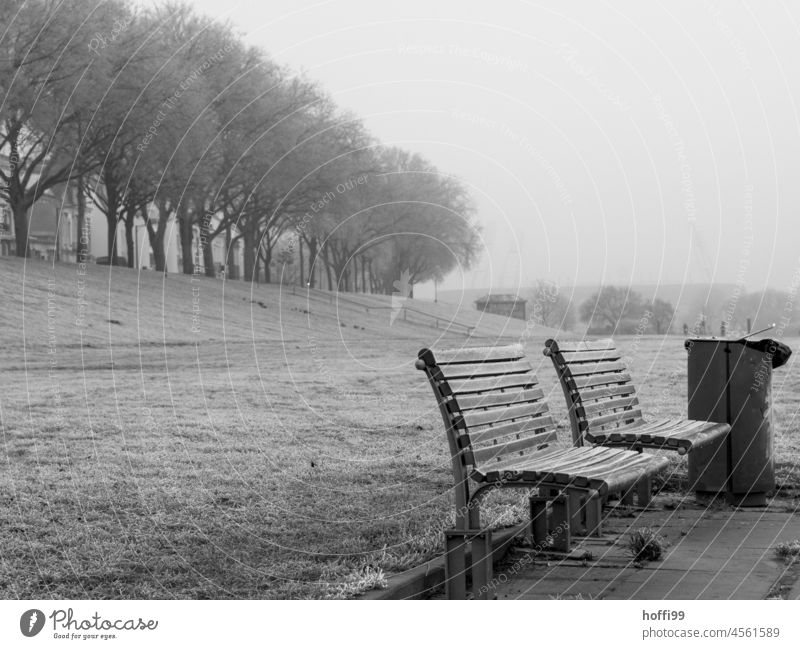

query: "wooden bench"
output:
416 343 669 599
543 338 730 453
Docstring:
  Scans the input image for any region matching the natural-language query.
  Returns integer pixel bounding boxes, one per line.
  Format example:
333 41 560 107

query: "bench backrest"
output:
416 344 558 485
543 338 644 446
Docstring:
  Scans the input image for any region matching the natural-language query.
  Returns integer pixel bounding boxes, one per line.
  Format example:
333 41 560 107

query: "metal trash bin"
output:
684 336 791 506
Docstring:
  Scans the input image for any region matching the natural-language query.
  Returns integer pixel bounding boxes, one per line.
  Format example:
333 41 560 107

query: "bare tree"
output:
580 286 644 332
526 280 575 330
0 0 127 256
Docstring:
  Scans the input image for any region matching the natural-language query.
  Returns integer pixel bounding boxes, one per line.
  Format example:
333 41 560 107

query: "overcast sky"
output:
189 0 800 297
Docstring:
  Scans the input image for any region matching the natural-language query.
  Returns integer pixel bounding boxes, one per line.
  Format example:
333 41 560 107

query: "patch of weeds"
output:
652 456 687 494
318 559 388 598
626 527 667 562
774 539 800 562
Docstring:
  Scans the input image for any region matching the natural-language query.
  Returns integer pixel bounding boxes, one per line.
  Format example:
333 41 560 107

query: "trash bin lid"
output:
684 337 792 369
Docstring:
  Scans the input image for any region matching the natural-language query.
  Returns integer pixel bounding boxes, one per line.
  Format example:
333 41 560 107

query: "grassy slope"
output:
0 257 560 599
1 257 798 599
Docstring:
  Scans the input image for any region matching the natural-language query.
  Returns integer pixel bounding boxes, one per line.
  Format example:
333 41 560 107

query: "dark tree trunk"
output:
322 245 333 291
263 243 272 283
242 224 257 282
11 198 30 257
178 204 194 275
7 132 30 258
360 256 367 293
200 219 215 278
105 211 119 264
298 238 304 286
124 213 134 268
103 179 121 264
76 175 89 263
146 203 168 272
253 253 261 284
306 236 318 288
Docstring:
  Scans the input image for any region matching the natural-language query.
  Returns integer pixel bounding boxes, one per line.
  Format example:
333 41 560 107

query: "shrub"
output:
626 527 667 562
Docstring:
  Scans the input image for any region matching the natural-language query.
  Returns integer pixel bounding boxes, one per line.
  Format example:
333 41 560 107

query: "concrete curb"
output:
359 523 528 600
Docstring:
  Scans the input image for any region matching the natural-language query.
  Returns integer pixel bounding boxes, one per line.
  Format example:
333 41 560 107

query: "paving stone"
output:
494 504 800 600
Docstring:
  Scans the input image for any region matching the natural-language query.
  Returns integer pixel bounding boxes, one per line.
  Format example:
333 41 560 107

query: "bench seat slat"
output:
587 419 729 451
560 349 622 363
547 339 616 353
438 359 532 379
431 345 524 365
455 387 545 410
571 372 633 389
582 396 640 415
476 446 669 495
467 416 555 444
446 373 539 395
587 409 644 428
471 434 557 464
461 401 550 428
465 428 559 449
566 361 628 376
578 384 637 402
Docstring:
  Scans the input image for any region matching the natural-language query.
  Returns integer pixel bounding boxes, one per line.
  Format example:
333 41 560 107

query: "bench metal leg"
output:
585 496 603 536
444 530 468 600
637 476 652 508
621 486 635 506
550 493 571 552
568 490 585 535
530 496 549 547
469 530 493 600
444 528 494 600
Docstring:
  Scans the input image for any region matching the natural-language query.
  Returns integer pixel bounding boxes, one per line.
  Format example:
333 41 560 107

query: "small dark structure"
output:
475 293 526 320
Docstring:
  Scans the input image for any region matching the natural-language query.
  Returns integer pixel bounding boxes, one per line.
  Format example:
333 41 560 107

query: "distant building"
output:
475 293 527 320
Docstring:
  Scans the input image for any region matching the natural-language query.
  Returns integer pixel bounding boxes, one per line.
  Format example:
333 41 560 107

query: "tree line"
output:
0 0 480 292
526 282 675 334
528 281 800 337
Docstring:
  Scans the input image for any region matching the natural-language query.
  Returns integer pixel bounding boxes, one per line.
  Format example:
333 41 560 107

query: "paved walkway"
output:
494 501 800 599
